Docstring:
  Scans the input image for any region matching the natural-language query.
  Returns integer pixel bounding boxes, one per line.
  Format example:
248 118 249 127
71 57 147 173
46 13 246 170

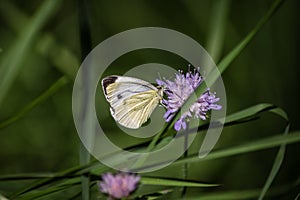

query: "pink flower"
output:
99 172 140 199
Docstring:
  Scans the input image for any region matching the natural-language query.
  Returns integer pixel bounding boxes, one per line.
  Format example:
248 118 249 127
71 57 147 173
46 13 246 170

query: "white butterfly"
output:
101 76 164 129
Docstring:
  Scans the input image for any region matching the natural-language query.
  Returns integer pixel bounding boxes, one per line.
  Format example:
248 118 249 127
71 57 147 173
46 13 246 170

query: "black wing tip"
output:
102 76 118 95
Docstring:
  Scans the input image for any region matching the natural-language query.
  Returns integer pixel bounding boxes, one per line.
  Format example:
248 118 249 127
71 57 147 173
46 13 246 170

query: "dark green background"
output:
0 0 299 198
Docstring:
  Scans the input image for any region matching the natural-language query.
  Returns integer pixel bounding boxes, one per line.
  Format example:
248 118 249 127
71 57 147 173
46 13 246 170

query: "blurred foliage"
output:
0 0 300 199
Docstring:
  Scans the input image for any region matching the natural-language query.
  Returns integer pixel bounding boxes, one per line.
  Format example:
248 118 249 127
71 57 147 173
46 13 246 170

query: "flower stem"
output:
78 0 92 199
181 125 189 197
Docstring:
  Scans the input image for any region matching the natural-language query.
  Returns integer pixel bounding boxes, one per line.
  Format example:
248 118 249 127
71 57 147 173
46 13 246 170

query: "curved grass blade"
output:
218 0 285 74
0 76 69 129
130 104 294 173
125 104 268 153
258 131 287 200
180 103 277 136
82 104 286 173
258 107 289 200
76 104 288 171
224 104 277 124
173 130 299 165
141 177 219 188
0 0 61 107
127 103 293 171
130 104 281 169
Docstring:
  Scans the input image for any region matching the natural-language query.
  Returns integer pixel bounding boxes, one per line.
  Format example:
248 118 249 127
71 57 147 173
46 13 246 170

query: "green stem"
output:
181 125 189 197
78 0 92 199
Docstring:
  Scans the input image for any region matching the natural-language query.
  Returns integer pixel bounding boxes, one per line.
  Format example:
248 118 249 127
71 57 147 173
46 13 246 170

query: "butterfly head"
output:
156 85 165 105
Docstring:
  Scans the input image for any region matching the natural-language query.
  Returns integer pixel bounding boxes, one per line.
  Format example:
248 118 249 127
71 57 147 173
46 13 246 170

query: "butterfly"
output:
101 75 164 129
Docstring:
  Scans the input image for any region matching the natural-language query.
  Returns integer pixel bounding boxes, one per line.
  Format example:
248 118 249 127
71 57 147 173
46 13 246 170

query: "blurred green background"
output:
0 0 299 198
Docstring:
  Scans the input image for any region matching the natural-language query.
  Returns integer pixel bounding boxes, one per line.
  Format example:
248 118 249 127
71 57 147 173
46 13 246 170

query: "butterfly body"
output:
102 76 163 129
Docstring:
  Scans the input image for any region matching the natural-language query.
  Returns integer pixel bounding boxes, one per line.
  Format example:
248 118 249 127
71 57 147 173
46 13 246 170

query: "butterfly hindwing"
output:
115 90 160 128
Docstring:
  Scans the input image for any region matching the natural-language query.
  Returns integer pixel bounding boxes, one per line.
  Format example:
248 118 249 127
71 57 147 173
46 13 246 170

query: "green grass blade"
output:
185 178 298 200
189 104 276 132
206 0 231 62
17 178 81 200
258 107 289 200
0 76 69 129
194 0 285 109
218 0 285 74
226 105 290 200
80 104 286 174
80 145 91 200
131 130 300 174
0 173 58 181
9 162 93 198
224 104 275 123
76 104 288 175
8 160 105 198
258 132 287 200
127 102 293 171
141 177 218 187
0 0 61 107
122 104 275 154
174 130 300 165
77 0 93 199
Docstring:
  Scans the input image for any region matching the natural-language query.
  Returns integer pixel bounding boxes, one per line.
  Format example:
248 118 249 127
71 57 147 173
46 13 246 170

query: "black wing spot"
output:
102 76 118 95
117 94 122 99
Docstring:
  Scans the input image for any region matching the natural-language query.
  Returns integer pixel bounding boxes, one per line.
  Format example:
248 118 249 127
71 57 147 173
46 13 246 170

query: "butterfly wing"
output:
102 76 162 129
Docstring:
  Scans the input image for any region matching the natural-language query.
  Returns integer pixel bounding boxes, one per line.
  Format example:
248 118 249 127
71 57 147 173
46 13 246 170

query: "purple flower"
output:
98 172 140 199
157 67 222 131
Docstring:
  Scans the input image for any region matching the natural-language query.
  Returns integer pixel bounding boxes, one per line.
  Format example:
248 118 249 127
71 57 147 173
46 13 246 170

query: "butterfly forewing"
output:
101 76 162 129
